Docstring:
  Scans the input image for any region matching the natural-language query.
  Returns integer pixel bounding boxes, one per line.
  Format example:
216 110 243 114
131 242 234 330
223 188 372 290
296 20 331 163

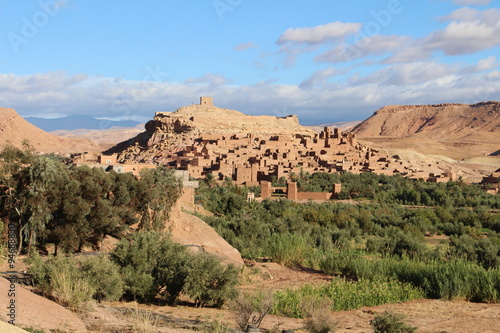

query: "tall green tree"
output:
138 167 183 231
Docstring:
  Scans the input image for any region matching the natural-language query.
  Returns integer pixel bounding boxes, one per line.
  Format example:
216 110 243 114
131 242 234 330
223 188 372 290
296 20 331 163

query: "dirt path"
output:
333 299 500 333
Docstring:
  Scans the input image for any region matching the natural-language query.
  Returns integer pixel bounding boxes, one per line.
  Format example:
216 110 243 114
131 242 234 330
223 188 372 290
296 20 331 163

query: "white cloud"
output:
476 56 499 71
424 8 500 55
185 73 232 86
299 67 340 88
351 61 460 85
316 35 413 63
450 0 491 5
277 22 361 45
308 8 500 66
234 42 257 51
1 71 500 124
381 44 433 64
460 55 499 73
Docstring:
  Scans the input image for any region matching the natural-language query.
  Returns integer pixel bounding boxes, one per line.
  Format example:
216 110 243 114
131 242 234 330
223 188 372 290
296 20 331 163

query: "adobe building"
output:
261 181 342 201
481 168 500 194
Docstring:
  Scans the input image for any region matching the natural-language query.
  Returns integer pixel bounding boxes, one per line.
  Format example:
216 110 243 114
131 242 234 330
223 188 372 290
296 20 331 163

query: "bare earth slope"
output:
350 102 500 181
351 101 500 158
0 108 102 154
0 278 87 332
169 205 244 265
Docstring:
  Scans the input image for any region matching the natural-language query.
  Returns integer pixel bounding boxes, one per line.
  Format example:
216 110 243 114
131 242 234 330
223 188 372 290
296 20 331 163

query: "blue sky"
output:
1 0 499 125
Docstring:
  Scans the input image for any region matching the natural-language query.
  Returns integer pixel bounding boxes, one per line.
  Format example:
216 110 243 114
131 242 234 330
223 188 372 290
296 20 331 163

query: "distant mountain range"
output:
306 120 362 133
25 115 140 132
0 108 102 154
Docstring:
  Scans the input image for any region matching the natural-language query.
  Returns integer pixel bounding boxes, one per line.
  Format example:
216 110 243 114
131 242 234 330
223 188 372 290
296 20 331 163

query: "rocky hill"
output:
149 97 314 137
352 102 500 139
351 102 500 158
104 97 315 162
0 107 103 155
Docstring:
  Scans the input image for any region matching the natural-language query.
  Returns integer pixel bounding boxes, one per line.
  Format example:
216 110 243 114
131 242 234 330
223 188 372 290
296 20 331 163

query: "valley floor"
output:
3 259 498 333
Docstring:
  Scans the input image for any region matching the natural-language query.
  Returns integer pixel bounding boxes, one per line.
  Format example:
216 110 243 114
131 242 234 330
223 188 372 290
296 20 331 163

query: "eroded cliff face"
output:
148 105 312 136
105 98 315 163
352 101 500 139
350 102 500 177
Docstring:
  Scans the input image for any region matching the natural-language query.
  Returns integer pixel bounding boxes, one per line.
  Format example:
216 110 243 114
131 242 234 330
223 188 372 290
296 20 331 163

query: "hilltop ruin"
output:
81 97 455 187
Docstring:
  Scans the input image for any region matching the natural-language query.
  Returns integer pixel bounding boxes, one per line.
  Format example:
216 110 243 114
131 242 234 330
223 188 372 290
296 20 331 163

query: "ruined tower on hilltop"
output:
200 96 213 106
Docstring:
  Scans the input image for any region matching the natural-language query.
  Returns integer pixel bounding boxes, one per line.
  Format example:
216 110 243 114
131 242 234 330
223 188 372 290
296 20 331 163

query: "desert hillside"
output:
0 108 102 154
351 102 499 158
103 97 316 162
352 101 500 140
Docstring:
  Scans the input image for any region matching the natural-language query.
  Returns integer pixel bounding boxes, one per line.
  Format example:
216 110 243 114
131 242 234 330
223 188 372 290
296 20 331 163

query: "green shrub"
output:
183 253 239 308
111 231 189 303
265 233 311 266
370 311 417 333
27 254 95 309
112 231 240 305
272 278 423 318
80 255 124 301
319 252 500 303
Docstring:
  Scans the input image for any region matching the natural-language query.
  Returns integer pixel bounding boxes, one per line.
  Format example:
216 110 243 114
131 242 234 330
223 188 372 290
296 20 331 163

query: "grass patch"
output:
319 252 500 303
272 278 424 318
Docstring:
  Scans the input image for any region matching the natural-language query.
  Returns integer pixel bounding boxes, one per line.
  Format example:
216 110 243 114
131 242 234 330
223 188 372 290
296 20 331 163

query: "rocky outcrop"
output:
105 97 315 163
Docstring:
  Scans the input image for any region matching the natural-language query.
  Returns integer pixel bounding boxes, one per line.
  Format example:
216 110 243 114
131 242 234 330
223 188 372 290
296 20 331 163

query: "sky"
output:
1 0 500 125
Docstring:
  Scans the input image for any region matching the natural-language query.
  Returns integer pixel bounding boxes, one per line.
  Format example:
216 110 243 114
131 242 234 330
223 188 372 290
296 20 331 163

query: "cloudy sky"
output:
1 0 499 124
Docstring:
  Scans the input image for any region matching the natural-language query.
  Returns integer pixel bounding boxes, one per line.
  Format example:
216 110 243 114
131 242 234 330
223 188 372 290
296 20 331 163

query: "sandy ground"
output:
2 259 500 332
0 277 87 332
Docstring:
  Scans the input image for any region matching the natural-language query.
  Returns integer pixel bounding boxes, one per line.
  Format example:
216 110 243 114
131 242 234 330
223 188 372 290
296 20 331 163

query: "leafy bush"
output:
26 252 124 307
111 231 240 306
183 253 239 307
80 255 124 301
370 311 417 333
111 231 189 303
319 253 500 303
27 254 95 309
265 233 311 266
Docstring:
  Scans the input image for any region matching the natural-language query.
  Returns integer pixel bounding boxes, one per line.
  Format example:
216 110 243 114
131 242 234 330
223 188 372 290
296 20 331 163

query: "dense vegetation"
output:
0 143 182 254
1 144 238 308
26 232 239 308
195 172 500 312
276 171 500 208
3 143 500 318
